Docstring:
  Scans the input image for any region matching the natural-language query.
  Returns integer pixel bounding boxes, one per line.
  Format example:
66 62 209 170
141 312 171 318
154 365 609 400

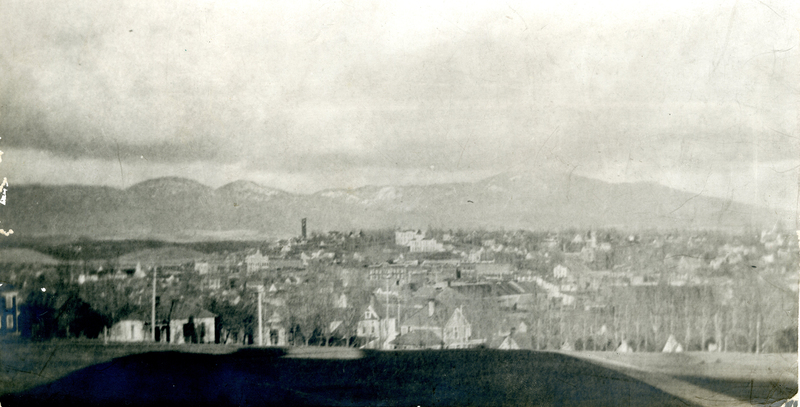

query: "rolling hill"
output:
1 171 791 240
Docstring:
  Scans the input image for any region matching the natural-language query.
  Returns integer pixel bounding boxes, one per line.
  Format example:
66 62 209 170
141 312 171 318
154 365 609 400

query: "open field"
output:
568 351 797 405
572 351 798 381
1 340 796 406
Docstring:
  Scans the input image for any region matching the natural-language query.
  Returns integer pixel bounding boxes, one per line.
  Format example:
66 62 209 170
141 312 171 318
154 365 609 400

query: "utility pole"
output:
384 278 389 350
257 288 264 346
151 267 157 342
755 313 761 354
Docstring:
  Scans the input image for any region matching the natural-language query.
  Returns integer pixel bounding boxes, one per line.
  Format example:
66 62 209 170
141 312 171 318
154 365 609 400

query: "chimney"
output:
301 218 307 240
428 299 435 317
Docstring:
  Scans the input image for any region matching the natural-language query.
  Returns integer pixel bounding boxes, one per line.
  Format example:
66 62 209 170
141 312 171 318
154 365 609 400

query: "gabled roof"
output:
510 332 532 349
390 329 443 347
401 304 449 328
448 282 526 298
498 335 519 350
444 307 469 329
362 304 383 320
506 281 548 295
405 305 466 331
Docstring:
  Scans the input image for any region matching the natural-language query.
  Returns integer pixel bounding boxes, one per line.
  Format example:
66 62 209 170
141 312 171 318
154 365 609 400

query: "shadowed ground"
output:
673 376 797 403
568 351 798 406
1 348 700 407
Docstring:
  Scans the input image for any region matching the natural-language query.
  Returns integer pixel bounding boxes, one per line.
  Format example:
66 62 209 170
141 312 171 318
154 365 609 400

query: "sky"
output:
1 0 798 211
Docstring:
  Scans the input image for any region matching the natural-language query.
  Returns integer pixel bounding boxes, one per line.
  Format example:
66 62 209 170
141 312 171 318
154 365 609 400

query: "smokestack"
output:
428 299 435 317
301 218 307 240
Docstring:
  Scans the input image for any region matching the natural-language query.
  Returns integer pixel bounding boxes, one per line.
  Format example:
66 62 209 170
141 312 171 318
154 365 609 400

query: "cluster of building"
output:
394 230 445 253
0 224 795 353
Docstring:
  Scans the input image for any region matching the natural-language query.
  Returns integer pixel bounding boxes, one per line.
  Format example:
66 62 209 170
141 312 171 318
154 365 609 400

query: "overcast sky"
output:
1 0 798 210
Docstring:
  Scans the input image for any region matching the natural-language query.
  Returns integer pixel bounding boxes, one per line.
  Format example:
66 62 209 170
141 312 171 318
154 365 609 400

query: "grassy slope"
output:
567 351 798 404
1 341 797 405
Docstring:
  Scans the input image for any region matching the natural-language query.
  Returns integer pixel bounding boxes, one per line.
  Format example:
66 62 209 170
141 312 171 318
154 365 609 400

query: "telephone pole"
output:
151 267 157 342
257 288 264 346
384 279 390 350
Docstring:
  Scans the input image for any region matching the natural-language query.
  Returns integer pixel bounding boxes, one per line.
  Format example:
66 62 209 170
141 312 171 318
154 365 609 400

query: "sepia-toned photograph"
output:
0 0 798 405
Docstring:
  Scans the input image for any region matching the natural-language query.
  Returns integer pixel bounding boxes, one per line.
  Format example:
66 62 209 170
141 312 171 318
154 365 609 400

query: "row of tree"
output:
527 279 798 353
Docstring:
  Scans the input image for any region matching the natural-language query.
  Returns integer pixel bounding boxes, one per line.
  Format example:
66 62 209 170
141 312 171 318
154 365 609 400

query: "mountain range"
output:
2 170 792 240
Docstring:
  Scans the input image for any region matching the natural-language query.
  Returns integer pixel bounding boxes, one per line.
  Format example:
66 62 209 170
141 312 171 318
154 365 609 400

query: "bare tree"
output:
712 312 721 352
650 313 661 351
699 308 709 351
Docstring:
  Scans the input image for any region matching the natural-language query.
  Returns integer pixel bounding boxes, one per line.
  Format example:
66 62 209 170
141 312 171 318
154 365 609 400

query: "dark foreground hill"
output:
2 348 698 407
3 171 791 239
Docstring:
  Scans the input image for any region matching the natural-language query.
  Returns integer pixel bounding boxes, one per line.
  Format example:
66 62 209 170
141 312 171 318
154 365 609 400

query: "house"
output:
356 301 397 349
616 340 633 353
399 299 447 338
442 307 470 347
300 252 311 266
390 329 443 350
108 304 216 344
630 275 658 286
542 236 560 249
473 262 513 277
468 249 484 263
394 289 488 350
442 307 483 349
265 310 287 346
408 239 444 253
245 250 269 273
395 230 424 246
77 274 100 284
195 262 210 275
553 265 570 279
109 318 147 342
269 259 305 270
498 335 519 350
449 281 536 311
662 334 684 353
244 278 264 292
0 285 20 336
497 326 532 350
205 276 222 291
132 262 147 278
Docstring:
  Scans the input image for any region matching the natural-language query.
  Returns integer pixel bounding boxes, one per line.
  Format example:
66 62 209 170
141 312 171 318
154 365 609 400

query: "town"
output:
1 220 796 355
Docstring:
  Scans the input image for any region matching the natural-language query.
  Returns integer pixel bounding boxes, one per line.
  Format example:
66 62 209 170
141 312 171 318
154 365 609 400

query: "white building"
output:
245 250 269 273
109 319 146 342
357 303 397 349
395 230 424 246
408 239 444 253
553 264 570 279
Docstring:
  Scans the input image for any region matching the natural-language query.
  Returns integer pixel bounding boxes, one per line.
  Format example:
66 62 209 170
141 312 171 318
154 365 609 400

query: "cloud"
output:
1 0 797 208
